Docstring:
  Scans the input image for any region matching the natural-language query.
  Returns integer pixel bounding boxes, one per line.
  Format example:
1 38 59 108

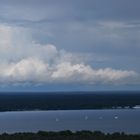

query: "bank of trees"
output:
0 93 140 111
0 131 140 140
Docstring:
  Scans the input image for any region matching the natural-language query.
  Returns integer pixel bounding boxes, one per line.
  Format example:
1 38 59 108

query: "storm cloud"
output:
0 25 138 85
0 0 139 90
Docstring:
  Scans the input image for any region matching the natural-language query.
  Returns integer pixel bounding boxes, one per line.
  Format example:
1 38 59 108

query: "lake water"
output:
0 109 140 134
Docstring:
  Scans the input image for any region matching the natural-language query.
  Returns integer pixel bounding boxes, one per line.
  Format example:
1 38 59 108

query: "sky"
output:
0 0 140 91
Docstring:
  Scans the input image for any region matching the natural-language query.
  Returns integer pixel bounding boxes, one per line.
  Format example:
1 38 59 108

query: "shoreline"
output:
0 106 139 113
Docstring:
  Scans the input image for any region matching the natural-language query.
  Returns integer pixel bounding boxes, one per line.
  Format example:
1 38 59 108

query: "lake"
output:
0 109 140 134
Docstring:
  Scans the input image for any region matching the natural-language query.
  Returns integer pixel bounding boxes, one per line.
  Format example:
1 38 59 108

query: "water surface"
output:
0 109 140 134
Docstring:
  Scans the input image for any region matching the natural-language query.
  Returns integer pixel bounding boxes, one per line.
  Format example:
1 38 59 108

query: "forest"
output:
0 130 140 140
0 92 139 111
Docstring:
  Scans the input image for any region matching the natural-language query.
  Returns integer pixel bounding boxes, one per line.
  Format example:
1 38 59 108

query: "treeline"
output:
0 131 140 140
0 92 140 111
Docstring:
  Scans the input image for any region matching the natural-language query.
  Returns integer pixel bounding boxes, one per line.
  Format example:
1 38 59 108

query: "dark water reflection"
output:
0 109 140 134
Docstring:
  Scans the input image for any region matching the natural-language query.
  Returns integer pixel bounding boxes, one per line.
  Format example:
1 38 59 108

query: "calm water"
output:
0 109 140 134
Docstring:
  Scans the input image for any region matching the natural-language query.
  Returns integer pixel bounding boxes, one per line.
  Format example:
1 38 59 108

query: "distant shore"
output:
0 105 139 113
0 92 139 112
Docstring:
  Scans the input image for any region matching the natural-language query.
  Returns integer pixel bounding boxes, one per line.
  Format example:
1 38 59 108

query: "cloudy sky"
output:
0 0 140 91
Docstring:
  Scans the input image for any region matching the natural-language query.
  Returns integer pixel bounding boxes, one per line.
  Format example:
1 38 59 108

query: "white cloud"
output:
0 59 137 85
0 24 138 85
51 63 137 84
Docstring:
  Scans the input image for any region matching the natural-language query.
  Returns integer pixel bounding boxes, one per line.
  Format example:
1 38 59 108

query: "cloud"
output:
0 24 138 85
1 0 140 22
0 58 137 85
51 62 137 84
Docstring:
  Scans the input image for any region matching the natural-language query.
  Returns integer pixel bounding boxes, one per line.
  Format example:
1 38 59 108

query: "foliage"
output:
0 92 139 111
0 131 140 140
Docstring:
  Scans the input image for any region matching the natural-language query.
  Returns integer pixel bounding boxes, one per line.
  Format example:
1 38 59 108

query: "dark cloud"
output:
0 0 140 90
0 0 140 22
